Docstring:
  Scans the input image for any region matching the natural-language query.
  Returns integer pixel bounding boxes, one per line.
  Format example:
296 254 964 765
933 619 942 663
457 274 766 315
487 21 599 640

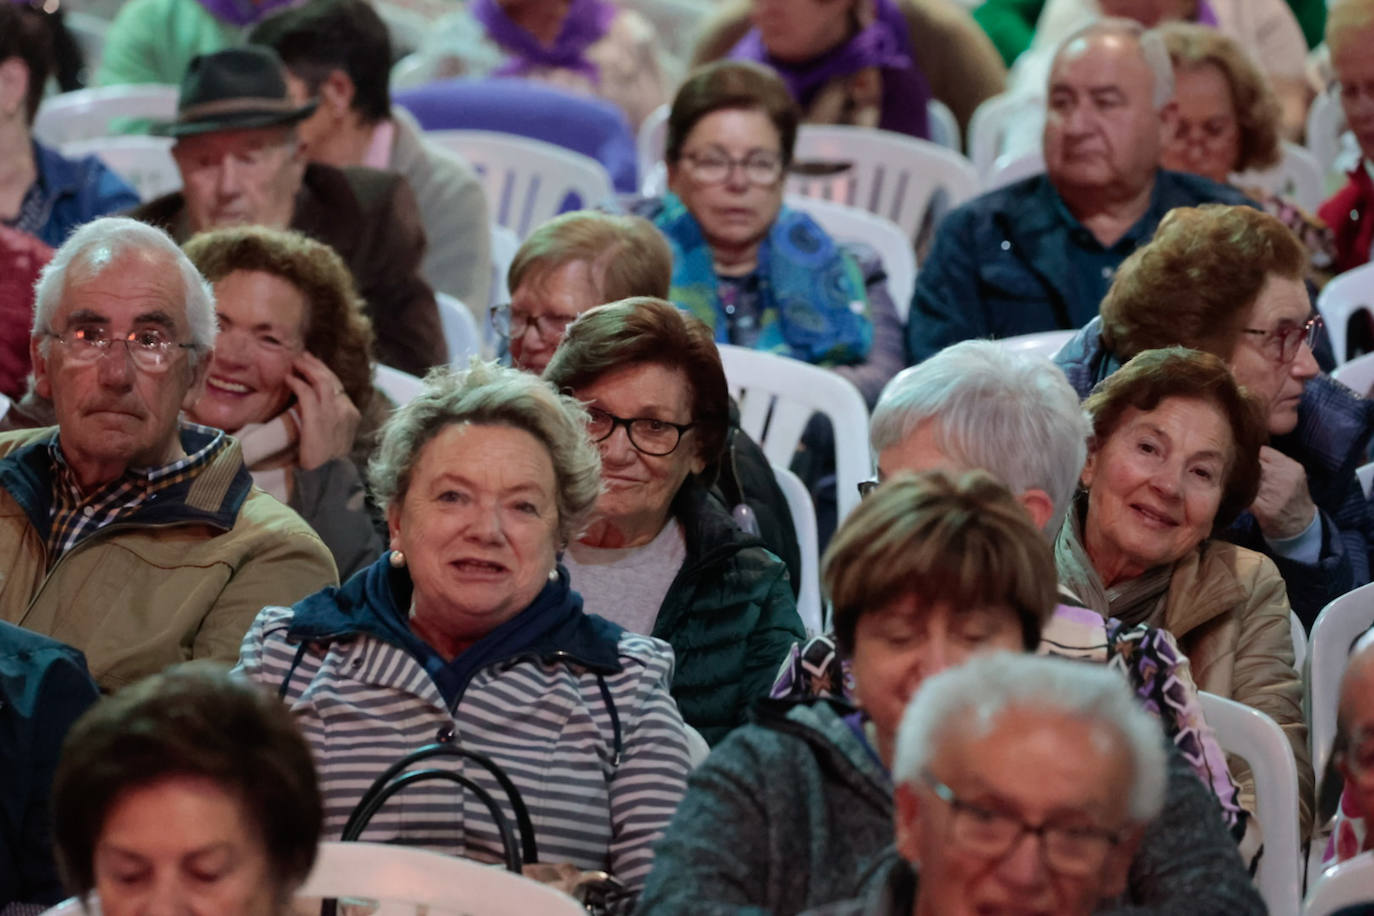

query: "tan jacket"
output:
0 427 337 691
1162 540 1315 838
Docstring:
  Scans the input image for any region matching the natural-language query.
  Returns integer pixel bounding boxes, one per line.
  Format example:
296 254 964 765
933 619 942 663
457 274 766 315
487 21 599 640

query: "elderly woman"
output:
182 226 384 579
1055 204 1374 627
1055 346 1315 836
234 362 690 906
50 663 322 916
1156 22 1335 283
543 298 804 745
631 60 904 406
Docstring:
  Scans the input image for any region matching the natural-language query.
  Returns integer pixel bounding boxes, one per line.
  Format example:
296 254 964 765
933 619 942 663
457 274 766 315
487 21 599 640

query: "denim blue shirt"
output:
6 142 140 248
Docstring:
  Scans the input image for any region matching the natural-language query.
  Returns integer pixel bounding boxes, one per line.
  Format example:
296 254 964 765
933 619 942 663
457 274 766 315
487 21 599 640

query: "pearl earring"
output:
548 568 559 581
389 550 406 568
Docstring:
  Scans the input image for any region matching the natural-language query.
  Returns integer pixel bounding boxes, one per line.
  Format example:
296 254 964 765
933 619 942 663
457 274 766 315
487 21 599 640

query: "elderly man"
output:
906 18 1250 363
130 46 445 376
1319 0 1374 273
0 217 336 692
1327 629 1374 872
248 0 492 313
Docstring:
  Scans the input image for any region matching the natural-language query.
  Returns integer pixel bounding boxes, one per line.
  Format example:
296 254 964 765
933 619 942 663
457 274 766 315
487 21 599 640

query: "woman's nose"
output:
600 423 638 464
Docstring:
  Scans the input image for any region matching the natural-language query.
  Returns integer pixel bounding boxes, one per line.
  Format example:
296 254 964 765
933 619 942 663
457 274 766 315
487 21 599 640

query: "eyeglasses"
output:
1238 314 1322 364
1168 116 1239 148
680 150 784 187
858 478 879 499
490 304 579 343
921 771 1122 877
586 406 694 457
47 327 196 372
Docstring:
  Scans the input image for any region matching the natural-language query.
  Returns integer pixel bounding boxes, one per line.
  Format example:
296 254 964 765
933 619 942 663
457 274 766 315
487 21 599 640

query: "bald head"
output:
1339 630 1374 739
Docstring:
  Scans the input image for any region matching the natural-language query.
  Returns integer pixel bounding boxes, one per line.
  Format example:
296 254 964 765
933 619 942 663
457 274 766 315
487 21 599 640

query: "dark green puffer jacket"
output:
655 480 804 746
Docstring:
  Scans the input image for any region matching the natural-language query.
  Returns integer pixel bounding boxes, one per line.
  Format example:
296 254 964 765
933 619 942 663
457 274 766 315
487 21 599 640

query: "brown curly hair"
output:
183 226 375 411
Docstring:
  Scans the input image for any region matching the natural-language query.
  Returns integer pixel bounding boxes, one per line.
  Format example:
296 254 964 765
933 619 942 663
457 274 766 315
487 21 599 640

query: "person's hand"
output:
1250 445 1318 540
285 351 360 471
521 862 587 896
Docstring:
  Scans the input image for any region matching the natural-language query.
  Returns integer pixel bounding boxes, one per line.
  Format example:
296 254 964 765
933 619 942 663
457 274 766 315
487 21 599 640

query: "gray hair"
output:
894 652 1169 824
32 217 217 368
1051 17 1176 110
870 340 1089 533
368 361 602 545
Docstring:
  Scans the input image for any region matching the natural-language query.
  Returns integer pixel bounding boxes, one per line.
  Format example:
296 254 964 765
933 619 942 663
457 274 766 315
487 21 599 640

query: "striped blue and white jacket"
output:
234 555 691 898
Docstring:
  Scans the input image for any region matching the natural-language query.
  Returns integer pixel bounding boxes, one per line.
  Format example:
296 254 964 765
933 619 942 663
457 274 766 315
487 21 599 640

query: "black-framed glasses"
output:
1238 315 1322 364
921 771 1122 877
490 304 579 343
47 327 197 372
680 150 784 187
586 406 694 457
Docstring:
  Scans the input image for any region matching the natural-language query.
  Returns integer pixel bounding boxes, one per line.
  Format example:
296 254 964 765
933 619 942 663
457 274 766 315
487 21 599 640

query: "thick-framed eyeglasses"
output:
921 770 1122 877
586 406 694 457
1168 116 1239 149
1238 314 1323 364
680 151 784 187
490 304 579 342
47 327 196 372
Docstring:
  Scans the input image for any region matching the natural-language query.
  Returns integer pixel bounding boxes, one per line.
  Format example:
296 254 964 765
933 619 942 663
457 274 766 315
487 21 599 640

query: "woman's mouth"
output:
206 376 253 396
452 559 507 574
1130 503 1177 528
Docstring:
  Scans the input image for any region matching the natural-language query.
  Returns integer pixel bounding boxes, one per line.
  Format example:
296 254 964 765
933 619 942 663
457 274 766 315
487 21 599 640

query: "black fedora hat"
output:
152 46 317 138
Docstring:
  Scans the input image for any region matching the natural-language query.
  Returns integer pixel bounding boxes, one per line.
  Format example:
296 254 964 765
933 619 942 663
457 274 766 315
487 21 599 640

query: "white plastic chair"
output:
926 99 961 153
786 195 917 321
423 130 615 239
968 91 1045 178
1304 850 1374 915
771 462 823 636
38 898 85 915
1233 142 1325 213
60 135 180 201
995 329 1076 361
1293 610 1309 674
1307 87 1351 188
1198 691 1302 916
436 291 482 364
373 364 427 408
1307 583 1374 790
1317 263 1374 367
1359 462 1374 499
1333 352 1374 398
985 148 1046 192
32 84 179 146
636 102 670 195
717 344 870 523
787 125 980 243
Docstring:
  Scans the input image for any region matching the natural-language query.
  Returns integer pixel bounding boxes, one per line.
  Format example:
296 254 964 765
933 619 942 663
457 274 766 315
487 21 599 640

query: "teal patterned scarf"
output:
652 193 872 365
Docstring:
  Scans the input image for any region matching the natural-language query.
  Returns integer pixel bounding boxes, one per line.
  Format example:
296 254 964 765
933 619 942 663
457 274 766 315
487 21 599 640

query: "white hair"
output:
1051 17 1176 110
893 652 1169 824
32 217 217 368
870 340 1089 533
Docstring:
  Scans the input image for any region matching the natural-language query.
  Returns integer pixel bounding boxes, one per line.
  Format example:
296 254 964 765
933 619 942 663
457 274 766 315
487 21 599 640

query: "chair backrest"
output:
424 130 616 239
717 344 870 522
637 103 670 196
298 841 586 914
1333 352 1374 398
1232 141 1325 212
1317 262 1374 367
33 84 180 146
1197 691 1302 916
1359 462 1374 499
1307 582 1374 789
1304 850 1374 916
995 329 1076 361
968 91 1045 178
926 98 961 152
1306 87 1349 187
787 125 980 243
60 136 181 201
373 364 427 407
1293 610 1309 673
785 195 917 321
770 462 823 636
436 291 481 364
485 223 520 350
38 897 86 915
985 148 1046 192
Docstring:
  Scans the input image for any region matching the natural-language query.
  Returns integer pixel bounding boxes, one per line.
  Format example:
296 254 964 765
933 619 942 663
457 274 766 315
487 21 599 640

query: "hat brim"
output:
150 100 318 138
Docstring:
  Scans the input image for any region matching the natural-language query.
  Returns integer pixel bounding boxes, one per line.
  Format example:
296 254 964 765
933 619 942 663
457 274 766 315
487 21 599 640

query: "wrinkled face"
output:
1225 273 1317 436
32 250 207 484
1160 62 1240 184
509 260 601 375
388 423 561 641
850 595 1024 765
94 775 281 916
1081 397 1231 582
173 127 305 233
1333 27 1374 160
1339 659 1374 830
751 0 853 62
667 108 786 257
188 270 307 434
574 363 705 542
1043 35 1169 196
897 710 1136 916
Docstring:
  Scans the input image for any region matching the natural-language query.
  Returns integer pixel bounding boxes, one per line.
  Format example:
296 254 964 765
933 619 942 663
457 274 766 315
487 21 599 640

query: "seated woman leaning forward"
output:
1055 346 1315 836
233 362 691 907
543 297 804 745
182 226 385 578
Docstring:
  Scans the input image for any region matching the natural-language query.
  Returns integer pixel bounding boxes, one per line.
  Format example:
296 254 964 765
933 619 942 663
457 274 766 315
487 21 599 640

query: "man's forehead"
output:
57 249 186 323
175 125 292 153
1050 33 1150 89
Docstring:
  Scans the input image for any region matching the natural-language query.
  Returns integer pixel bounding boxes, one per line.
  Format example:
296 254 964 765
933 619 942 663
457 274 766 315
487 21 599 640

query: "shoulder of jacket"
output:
235 487 333 549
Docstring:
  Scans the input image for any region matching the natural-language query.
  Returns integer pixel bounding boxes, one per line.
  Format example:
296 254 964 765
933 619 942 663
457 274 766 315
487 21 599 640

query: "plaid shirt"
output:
45 423 229 564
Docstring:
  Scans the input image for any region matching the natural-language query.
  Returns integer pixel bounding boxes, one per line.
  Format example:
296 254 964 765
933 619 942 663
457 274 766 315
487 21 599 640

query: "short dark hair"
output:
666 60 800 167
52 663 322 902
543 297 731 471
249 0 391 124
1084 347 1268 530
0 3 54 125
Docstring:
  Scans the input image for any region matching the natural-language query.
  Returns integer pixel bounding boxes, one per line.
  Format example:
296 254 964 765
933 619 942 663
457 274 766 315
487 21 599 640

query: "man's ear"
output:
29 334 51 400
1101 824 1146 899
1156 98 1179 142
1018 487 1056 532
893 782 925 865
319 69 357 119
180 348 212 411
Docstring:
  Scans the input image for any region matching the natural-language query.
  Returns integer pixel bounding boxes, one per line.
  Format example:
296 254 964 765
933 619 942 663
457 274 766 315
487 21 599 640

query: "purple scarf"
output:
729 0 930 140
1194 0 1219 27
195 0 296 28
471 0 617 84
